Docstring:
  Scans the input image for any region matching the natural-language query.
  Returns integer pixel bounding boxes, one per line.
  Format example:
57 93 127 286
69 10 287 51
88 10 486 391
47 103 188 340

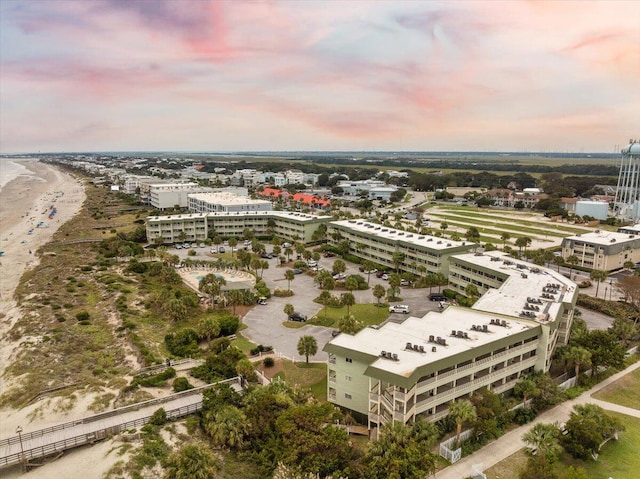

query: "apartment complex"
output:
149 183 213 209
336 179 398 201
324 251 577 428
146 211 331 244
187 192 272 213
561 230 640 271
327 220 475 276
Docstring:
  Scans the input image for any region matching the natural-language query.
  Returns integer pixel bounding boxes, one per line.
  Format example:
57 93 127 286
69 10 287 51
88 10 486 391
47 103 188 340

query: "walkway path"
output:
436 360 640 479
0 377 242 470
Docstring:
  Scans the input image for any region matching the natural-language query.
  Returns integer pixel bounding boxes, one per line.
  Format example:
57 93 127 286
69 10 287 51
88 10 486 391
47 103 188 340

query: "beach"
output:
0 160 86 426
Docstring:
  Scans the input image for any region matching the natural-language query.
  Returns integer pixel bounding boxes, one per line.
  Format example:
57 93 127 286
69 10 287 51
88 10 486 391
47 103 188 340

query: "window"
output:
345 375 352 381
345 358 353 363
345 393 352 399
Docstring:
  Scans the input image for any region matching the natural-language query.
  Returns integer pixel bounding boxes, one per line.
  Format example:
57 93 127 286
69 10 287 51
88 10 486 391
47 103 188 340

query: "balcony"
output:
416 342 537 393
415 356 537 412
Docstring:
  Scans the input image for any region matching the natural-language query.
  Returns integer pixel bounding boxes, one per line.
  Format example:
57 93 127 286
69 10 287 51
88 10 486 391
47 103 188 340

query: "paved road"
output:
436 360 640 479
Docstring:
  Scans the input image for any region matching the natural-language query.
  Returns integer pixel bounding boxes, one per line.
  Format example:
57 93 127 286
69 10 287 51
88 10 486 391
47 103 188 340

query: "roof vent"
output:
432 346 437 352
406 342 412 350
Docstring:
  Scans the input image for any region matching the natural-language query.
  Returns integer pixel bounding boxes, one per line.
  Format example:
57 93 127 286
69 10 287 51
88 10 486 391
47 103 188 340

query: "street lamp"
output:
609 280 613 301
16 425 25 472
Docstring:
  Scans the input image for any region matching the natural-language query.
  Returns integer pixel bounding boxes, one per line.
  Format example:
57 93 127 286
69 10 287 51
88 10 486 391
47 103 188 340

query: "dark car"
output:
323 252 336 257
429 293 446 302
292 268 303 275
331 330 341 337
288 312 307 322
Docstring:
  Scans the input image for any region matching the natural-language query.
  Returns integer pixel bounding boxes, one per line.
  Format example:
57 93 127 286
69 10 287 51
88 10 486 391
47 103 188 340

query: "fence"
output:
439 428 473 464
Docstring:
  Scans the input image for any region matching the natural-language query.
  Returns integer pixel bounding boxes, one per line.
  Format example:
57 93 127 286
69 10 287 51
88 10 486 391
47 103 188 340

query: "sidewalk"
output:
435 360 640 479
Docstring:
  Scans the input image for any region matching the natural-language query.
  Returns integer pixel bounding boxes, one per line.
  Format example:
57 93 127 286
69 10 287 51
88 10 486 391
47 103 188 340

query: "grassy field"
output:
483 411 640 479
307 303 389 328
273 360 327 401
592 367 640 410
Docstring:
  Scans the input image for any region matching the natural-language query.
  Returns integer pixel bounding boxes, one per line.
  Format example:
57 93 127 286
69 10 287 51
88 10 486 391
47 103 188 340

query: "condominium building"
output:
327 220 475 275
324 251 577 428
561 230 640 271
146 210 331 244
336 180 397 200
187 192 272 213
149 183 214 210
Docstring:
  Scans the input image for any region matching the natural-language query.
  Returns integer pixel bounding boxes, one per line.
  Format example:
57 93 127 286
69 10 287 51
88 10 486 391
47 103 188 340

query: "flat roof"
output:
331 219 473 251
619 224 640 233
187 192 271 206
452 251 576 322
329 307 537 376
147 210 332 222
563 230 638 246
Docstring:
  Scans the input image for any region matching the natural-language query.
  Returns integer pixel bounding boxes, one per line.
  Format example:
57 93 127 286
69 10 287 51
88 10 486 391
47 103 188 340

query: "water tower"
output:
614 139 640 222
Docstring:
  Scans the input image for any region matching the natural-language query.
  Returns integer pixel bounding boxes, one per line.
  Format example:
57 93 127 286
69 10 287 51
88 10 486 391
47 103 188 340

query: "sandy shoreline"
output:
0 161 85 421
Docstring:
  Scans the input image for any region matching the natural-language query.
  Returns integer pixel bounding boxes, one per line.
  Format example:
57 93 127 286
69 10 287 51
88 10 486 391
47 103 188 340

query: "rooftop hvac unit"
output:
432 346 437 352
471 325 477 331
482 324 488 332
381 350 386 357
501 320 507 327
419 345 425 353
436 336 442 343
386 352 393 359
406 342 412 350
429 335 435 342
413 344 420 351
457 330 464 337
451 330 457 336
521 273 528 279
463 332 469 339
392 353 398 360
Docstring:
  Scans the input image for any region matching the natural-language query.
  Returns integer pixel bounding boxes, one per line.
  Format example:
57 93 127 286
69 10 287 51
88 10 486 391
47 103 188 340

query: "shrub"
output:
513 407 537 424
172 377 193 392
165 329 200 358
136 368 177 387
148 408 167 426
127 261 148 274
250 345 274 356
218 314 240 336
263 357 275 367
75 311 90 321
273 289 294 297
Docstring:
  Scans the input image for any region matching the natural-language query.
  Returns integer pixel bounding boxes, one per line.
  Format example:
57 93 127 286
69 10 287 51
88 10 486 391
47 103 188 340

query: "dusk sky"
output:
1 0 638 153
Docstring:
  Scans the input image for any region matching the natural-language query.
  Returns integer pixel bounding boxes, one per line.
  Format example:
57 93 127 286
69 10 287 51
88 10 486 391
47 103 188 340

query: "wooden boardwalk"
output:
0 377 243 470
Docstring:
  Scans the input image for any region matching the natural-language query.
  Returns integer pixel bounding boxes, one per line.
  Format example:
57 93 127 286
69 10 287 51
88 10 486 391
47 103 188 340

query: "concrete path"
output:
435 360 640 479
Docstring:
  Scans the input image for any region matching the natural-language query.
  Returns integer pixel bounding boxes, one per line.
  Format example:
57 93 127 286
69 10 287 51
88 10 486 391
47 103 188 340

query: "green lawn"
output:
230 331 257 355
307 303 389 329
273 360 327 401
483 412 640 479
592 367 640 410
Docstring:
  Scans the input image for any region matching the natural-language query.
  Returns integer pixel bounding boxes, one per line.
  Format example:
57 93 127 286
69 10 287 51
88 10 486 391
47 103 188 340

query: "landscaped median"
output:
308 303 389 329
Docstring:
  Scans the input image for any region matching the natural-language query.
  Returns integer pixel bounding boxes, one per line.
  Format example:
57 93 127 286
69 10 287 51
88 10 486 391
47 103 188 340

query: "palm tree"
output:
564 346 591 381
284 269 295 291
164 443 219 479
337 314 360 334
297 335 318 363
228 237 238 256
392 250 406 273
340 292 355 316
448 399 477 446
566 254 579 279
345 276 359 293
373 284 385 306
199 274 226 306
203 405 248 450
284 303 294 319
440 222 448 236
522 423 562 462
590 269 608 298
225 289 243 315
514 378 538 408
198 317 221 342
318 290 332 318
500 232 511 249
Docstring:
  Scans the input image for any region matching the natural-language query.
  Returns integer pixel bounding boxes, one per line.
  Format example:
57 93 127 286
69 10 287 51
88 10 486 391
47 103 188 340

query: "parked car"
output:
218 246 226 253
292 268 303 275
331 330 341 337
307 261 318 268
364 269 378 274
389 304 410 314
288 312 307 322
257 297 268 305
400 279 410 286
282 242 292 248
323 252 336 257
333 273 346 280
376 271 385 278
381 274 389 280
199 243 205 248
175 244 182 249
429 293 446 302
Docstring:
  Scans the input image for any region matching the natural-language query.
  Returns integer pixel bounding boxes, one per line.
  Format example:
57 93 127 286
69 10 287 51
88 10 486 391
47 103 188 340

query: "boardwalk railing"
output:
0 376 242 469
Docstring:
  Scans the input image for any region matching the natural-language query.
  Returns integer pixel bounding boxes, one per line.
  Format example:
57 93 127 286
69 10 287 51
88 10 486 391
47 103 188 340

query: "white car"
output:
333 273 346 280
389 304 410 314
382 274 389 280
400 279 410 286
307 261 318 268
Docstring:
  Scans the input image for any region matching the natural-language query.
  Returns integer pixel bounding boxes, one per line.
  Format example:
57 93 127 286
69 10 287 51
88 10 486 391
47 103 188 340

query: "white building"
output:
561 230 640 271
336 180 395 198
187 192 272 213
575 200 609 220
149 183 213 210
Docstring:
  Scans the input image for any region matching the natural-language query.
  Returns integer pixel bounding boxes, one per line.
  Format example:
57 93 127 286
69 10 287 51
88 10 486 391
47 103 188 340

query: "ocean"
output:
0 159 35 192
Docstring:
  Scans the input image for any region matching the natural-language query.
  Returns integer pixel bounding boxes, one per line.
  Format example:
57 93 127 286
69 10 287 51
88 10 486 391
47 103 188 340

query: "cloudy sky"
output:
1 0 638 153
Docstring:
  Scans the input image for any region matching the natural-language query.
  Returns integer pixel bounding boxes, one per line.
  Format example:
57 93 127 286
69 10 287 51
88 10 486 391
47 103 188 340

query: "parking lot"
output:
167 243 445 361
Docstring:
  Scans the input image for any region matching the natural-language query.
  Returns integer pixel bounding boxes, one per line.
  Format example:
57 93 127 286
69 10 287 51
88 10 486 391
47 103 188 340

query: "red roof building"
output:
291 193 331 209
